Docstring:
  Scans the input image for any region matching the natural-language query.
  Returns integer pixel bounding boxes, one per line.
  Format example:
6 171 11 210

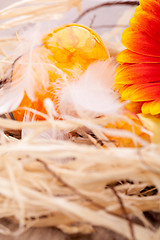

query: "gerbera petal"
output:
125 101 144 114
117 84 131 95
116 0 160 115
121 83 160 101
129 10 160 41
116 63 160 84
140 0 160 18
142 100 160 115
121 28 160 57
117 50 160 64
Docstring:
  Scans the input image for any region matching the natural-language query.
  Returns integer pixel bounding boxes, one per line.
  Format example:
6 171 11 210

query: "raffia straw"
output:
0 116 159 239
0 1 159 240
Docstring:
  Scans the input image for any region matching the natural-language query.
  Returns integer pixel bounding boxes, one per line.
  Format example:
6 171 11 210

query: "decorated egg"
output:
12 24 109 121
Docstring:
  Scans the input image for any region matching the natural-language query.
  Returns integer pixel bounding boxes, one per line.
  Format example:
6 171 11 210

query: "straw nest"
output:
0 1 160 240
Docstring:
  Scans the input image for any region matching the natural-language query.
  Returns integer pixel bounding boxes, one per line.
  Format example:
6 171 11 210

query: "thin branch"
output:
110 186 136 240
37 159 107 211
89 15 96 28
92 24 128 29
74 1 139 23
37 158 139 240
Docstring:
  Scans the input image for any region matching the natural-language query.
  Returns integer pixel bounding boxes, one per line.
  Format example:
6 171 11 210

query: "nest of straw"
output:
0 1 160 240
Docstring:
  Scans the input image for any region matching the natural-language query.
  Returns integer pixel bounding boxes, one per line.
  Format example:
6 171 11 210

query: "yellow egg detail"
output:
13 24 109 121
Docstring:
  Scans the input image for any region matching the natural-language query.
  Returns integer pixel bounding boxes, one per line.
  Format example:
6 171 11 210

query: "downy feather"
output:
0 25 50 114
59 59 122 118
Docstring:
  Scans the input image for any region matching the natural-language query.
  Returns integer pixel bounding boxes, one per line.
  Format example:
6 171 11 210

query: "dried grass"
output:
0 116 159 240
0 1 159 240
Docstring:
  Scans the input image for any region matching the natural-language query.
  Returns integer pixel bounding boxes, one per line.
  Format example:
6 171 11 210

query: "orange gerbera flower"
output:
115 0 160 115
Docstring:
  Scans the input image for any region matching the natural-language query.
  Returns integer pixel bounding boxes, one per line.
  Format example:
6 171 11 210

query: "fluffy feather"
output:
0 26 50 114
59 59 121 118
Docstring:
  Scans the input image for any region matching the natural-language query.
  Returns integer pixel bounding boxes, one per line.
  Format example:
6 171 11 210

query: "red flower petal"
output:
129 9 160 41
122 28 160 56
116 63 160 84
121 83 160 101
117 50 160 64
140 0 160 18
116 0 160 115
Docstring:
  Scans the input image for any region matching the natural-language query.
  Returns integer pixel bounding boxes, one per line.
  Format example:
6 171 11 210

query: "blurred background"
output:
0 0 137 59
0 0 135 36
0 1 137 240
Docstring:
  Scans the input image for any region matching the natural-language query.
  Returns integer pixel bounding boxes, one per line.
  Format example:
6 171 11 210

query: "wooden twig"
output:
74 1 139 23
110 186 136 240
89 15 96 28
37 159 106 211
92 24 128 29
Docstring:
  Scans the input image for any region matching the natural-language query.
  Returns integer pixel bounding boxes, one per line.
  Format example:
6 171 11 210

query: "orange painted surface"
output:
13 24 109 121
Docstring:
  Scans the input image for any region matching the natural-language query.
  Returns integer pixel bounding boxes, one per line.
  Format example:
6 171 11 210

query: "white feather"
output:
0 25 50 114
59 59 121 118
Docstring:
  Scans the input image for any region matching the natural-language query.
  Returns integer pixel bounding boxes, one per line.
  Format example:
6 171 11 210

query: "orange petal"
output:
140 0 160 18
121 83 160 101
117 50 160 63
125 101 144 114
114 83 132 95
121 28 160 57
129 9 160 41
142 100 160 115
116 63 160 84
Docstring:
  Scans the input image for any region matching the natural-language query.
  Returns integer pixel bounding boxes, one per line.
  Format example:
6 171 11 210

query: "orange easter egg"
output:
13 24 109 121
104 110 150 147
